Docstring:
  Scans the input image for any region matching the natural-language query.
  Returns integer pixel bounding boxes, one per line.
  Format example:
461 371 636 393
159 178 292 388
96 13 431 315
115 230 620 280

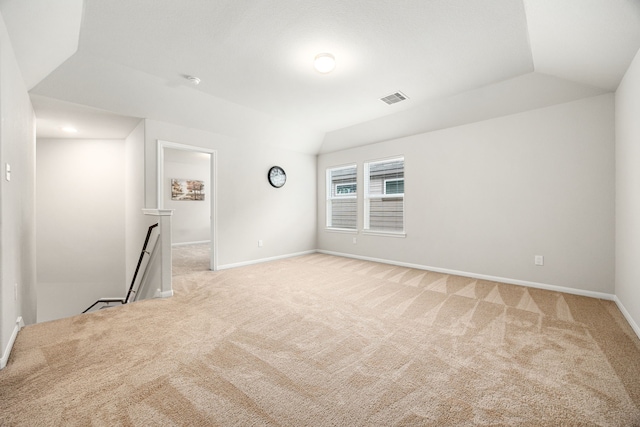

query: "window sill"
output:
325 228 358 234
362 230 406 238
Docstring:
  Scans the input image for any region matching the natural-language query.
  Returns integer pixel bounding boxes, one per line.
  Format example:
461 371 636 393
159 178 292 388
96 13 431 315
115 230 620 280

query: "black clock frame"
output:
268 166 286 188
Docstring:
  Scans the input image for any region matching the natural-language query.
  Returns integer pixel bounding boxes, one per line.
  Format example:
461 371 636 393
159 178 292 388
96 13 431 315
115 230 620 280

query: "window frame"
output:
383 177 404 195
364 156 406 236
335 182 357 195
326 164 358 231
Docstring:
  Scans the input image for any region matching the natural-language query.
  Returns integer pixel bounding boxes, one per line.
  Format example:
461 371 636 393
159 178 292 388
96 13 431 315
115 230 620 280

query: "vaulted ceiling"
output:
2 0 639 154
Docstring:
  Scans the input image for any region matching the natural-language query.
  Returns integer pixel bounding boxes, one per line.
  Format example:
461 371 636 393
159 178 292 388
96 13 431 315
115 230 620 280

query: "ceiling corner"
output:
0 0 84 90
523 0 640 91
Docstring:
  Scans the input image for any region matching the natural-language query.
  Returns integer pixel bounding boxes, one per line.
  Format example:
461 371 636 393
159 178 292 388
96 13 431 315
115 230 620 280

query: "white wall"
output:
318 94 615 295
163 148 210 244
0 12 36 368
615 48 640 335
144 119 317 268
36 139 126 321
124 120 156 288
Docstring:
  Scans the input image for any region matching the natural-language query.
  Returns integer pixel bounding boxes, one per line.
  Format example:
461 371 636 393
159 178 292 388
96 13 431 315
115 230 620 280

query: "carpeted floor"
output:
1 246 639 426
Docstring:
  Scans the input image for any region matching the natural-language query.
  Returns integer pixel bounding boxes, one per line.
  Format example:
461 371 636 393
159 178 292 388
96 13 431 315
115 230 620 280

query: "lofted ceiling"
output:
2 0 639 154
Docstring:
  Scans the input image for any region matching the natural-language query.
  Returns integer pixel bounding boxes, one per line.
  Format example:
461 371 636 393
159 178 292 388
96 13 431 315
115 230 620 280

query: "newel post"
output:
142 209 174 298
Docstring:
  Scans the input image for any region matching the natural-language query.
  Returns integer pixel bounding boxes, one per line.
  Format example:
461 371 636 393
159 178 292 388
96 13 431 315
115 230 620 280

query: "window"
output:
384 178 404 195
336 183 357 195
364 157 405 233
326 165 357 230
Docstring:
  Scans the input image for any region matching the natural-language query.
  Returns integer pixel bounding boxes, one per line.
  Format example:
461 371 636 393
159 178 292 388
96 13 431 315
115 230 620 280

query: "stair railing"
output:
83 223 159 313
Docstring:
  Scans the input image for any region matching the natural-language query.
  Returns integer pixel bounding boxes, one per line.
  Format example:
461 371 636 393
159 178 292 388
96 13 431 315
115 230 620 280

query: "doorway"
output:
156 140 217 271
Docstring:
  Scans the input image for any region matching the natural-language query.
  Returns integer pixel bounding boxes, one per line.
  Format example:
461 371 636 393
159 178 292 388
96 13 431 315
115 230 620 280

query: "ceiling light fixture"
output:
314 53 336 73
60 126 78 133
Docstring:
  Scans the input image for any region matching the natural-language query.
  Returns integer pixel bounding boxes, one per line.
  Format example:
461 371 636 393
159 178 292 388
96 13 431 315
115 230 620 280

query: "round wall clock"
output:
268 166 286 188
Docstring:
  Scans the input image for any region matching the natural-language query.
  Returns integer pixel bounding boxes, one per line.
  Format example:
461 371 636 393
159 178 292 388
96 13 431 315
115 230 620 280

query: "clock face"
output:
268 166 286 188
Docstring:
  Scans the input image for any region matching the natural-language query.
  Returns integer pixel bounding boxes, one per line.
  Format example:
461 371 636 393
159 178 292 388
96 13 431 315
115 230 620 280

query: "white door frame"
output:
157 140 218 271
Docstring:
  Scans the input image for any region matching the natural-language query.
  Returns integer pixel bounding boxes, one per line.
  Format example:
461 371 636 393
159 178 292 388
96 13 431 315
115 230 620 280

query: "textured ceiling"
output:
2 0 639 154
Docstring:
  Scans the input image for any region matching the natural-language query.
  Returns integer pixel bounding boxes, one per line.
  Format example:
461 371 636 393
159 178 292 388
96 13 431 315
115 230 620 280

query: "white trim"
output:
211 150 218 271
143 210 174 298
172 240 211 247
325 228 358 234
327 163 358 173
154 289 174 298
364 156 405 233
217 250 316 270
383 177 404 195
365 155 405 166
364 161 370 230
326 164 358 229
142 208 174 216
157 140 218 271
1 317 24 369
317 250 615 301
613 296 640 340
214 249 640 339
362 231 407 238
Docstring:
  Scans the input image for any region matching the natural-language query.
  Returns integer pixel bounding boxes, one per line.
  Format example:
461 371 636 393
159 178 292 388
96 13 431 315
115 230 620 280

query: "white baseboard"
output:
217 249 639 340
613 296 640 340
154 289 174 298
172 240 210 247
1 317 24 369
317 250 615 301
217 250 317 270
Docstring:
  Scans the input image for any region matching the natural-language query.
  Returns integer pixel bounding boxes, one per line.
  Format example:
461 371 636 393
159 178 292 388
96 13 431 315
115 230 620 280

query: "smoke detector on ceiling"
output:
186 75 201 85
380 91 409 105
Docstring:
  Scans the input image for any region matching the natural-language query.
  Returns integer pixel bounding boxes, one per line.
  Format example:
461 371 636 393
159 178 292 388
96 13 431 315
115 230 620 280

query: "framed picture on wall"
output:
171 179 205 201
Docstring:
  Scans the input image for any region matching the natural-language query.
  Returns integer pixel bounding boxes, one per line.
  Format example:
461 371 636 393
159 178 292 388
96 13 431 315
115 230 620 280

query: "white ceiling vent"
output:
380 91 409 105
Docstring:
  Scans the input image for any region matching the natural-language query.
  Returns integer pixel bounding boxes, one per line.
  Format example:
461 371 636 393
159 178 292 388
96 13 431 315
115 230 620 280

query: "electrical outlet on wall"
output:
534 255 544 266
258 240 263 248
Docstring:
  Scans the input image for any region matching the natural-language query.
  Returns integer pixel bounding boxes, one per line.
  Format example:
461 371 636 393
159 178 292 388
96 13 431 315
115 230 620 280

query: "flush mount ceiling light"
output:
60 126 78 133
314 53 336 73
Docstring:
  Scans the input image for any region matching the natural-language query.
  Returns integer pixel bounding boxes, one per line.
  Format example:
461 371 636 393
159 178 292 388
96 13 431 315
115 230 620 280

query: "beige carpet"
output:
1 247 639 426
